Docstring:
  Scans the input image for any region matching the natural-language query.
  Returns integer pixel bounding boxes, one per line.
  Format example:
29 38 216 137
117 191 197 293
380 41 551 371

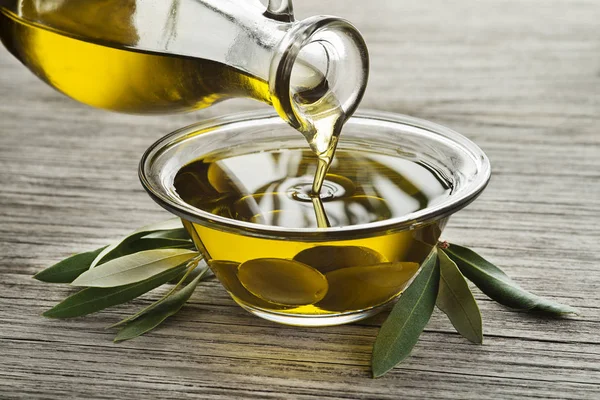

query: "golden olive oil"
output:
0 5 271 113
176 148 451 315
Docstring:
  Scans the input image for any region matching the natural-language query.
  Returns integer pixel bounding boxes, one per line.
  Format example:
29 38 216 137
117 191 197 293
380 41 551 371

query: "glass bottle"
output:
0 0 369 133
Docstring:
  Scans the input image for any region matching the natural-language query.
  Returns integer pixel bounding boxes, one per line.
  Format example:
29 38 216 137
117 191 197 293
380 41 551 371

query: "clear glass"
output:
0 0 368 132
140 111 491 326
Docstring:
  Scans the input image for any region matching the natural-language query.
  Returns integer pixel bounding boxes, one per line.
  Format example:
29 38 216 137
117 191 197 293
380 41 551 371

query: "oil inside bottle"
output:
0 0 328 114
0 1 275 113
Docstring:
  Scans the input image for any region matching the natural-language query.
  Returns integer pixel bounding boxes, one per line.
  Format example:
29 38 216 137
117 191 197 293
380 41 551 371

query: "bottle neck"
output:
268 16 370 133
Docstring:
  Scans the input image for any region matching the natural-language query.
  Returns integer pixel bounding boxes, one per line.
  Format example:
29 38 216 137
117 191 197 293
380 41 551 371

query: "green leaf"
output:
142 228 190 241
444 243 578 315
90 218 184 268
94 237 195 267
107 237 194 255
109 258 207 328
34 246 108 283
114 267 206 342
372 251 440 378
43 265 187 318
436 249 483 344
72 249 199 288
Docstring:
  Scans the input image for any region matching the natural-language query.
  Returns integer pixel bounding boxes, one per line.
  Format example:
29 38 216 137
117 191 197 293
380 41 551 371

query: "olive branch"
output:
35 219 577 377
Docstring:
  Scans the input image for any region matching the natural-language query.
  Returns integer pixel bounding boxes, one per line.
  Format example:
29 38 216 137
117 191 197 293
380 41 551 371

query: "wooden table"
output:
1 1 599 398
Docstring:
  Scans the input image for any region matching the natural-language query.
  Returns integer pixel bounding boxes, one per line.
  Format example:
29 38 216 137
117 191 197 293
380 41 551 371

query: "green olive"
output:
207 163 234 193
316 262 420 312
293 246 387 274
237 258 328 306
208 260 290 310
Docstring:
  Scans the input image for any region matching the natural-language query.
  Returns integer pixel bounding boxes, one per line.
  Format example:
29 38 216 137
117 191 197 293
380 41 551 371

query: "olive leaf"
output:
436 249 483 344
143 229 190 241
102 237 195 258
34 246 108 283
109 257 207 329
113 266 207 342
43 265 187 318
72 249 199 288
36 212 578 376
86 238 195 271
372 251 440 378
90 218 185 268
444 243 578 315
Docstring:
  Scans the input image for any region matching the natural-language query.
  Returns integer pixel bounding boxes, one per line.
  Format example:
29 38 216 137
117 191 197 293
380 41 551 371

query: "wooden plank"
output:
1 0 599 398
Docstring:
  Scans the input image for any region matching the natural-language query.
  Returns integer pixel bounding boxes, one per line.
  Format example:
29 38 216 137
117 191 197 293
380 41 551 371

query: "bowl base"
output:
237 302 389 327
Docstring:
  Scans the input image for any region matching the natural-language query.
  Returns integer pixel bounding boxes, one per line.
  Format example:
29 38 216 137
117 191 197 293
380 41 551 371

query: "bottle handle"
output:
265 0 295 22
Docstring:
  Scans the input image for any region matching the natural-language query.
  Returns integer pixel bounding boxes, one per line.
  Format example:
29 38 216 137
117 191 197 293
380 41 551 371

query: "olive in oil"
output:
175 148 451 315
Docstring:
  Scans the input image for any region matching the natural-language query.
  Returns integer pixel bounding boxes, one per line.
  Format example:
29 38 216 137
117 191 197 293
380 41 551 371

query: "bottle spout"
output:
265 0 294 22
269 16 369 135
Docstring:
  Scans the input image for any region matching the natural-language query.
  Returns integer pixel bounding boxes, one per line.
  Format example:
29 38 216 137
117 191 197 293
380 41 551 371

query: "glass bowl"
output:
139 110 490 326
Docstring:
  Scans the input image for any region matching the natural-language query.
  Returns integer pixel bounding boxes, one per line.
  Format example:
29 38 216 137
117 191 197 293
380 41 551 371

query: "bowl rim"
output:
139 110 491 240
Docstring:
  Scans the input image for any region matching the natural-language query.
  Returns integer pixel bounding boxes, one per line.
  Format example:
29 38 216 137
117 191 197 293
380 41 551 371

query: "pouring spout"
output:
265 0 294 22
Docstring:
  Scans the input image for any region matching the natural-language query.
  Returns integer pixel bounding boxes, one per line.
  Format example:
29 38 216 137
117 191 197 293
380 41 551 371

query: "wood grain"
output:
1 0 599 398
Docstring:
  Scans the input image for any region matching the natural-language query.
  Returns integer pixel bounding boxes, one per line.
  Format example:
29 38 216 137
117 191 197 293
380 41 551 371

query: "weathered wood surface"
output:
1 0 599 398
